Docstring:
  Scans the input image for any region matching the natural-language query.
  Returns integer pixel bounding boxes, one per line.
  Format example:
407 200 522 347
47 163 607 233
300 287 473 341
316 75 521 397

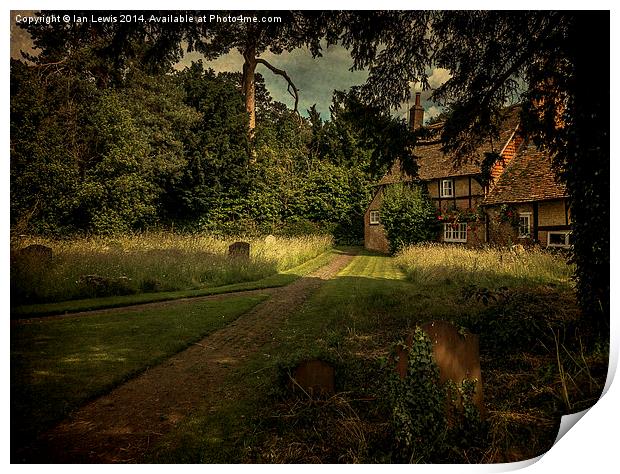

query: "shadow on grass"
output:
144 270 606 464
11 249 606 464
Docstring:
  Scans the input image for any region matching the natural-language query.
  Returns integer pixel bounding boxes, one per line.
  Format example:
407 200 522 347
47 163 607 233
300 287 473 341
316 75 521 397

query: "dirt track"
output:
17 251 355 463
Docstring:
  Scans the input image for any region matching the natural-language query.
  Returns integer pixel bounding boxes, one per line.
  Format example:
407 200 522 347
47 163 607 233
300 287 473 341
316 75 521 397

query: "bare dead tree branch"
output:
255 57 301 118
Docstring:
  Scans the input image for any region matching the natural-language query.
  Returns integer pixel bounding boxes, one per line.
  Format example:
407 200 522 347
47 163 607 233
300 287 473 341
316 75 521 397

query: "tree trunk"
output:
242 45 257 133
242 44 300 136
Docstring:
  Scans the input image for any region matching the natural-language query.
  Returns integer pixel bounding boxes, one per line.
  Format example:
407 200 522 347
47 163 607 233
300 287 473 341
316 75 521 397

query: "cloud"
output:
428 67 451 89
176 43 367 120
425 105 442 120
258 44 368 119
177 50 452 123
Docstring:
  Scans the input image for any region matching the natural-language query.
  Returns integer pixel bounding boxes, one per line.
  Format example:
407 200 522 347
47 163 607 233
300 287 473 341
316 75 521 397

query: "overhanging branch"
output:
255 57 300 117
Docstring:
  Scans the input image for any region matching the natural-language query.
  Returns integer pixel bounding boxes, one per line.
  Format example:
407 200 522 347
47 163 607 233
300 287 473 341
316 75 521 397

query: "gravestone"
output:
291 359 335 397
228 241 250 259
264 234 276 244
396 320 484 416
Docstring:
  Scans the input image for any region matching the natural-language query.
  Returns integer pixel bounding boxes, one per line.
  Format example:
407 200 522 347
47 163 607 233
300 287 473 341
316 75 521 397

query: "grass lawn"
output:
11 293 268 448
11 233 333 306
148 247 607 464
12 249 335 319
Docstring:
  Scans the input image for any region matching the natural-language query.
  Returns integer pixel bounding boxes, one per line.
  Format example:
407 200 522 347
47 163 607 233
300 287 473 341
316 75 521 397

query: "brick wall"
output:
537 199 571 246
364 188 389 253
486 199 570 247
538 200 569 226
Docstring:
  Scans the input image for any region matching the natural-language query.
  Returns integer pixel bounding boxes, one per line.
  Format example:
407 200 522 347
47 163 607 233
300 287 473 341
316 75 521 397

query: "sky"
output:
176 43 447 122
10 11 446 123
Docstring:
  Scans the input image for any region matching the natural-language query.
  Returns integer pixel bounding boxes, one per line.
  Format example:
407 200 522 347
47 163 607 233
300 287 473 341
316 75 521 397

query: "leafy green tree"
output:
167 62 250 228
10 59 200 234
380 184 439 254
10 59 97 234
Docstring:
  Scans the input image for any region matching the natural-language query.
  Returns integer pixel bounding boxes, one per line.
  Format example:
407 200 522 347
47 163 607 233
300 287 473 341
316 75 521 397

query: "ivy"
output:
437 206 484 224
386 327 487 463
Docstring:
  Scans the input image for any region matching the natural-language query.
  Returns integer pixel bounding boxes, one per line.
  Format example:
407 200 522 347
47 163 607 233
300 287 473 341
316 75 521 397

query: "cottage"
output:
483 144 570 248
364 94 569 252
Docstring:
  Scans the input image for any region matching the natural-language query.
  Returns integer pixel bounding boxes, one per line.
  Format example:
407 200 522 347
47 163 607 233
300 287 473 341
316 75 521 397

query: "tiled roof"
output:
483 144 567 205
378 105 521 185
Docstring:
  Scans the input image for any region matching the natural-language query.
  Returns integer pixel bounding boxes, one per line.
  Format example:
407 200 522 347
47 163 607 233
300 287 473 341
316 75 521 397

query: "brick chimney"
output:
409 92 425 131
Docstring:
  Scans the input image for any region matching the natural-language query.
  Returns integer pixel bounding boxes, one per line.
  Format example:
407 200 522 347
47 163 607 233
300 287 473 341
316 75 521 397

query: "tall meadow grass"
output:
11 233 333 304
394 243 574 288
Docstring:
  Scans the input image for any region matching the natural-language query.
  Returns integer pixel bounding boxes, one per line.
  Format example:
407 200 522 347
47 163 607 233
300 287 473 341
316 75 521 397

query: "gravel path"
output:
17 251 355 463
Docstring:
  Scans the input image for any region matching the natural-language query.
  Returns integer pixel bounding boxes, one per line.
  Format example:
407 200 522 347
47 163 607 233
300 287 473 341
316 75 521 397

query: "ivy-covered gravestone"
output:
391 322 486 461
395 320 484 415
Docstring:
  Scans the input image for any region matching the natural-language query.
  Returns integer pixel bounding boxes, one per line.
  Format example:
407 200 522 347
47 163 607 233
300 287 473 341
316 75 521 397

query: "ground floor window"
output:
547 231 572 248
443 222 467 243
518 213 531 238
369 210 380 225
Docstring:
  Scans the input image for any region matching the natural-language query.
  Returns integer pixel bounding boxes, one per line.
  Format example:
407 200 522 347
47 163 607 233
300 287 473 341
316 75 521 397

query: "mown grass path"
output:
16 249 356 463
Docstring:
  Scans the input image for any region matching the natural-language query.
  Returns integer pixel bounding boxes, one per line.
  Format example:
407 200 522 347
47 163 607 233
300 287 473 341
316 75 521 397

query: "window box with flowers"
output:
436 207 484 244
436 207 484 224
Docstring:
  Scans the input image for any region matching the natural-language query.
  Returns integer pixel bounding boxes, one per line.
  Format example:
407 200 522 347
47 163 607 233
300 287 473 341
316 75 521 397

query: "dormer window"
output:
440 179 454 198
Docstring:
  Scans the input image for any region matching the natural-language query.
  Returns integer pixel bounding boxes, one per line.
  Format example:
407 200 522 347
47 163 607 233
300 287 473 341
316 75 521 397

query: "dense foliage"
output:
10 53 394 243
380 184 439 254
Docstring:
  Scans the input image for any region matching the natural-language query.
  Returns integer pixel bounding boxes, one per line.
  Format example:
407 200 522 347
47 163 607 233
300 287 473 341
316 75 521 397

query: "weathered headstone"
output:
291 359 335 397
264 234 277 244
396 320 484 416
228 241 250 259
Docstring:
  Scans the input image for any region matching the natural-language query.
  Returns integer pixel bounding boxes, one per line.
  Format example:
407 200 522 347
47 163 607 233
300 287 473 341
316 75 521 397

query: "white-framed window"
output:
518 213 531 238
440 178 454 198
547 231 572 248
369 210 380 225
443 222 468 243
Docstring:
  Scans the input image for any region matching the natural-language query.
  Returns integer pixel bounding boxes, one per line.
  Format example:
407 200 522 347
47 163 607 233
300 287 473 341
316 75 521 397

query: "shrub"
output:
380 184 439 254
386 328 486 462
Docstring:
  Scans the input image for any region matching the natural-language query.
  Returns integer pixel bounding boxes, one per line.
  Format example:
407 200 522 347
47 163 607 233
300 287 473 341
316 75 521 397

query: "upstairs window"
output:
369 210 380 225
518 213 531 238
440 179 454 198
